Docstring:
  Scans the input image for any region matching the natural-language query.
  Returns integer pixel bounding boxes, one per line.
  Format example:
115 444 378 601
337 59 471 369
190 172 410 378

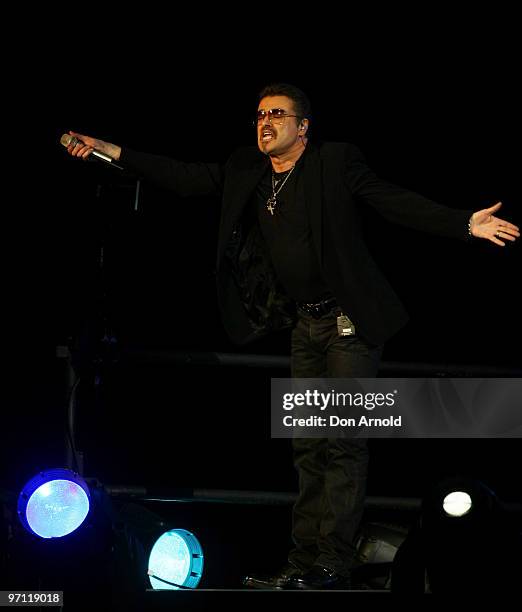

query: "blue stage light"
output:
17 469 90 539
148 529 204 590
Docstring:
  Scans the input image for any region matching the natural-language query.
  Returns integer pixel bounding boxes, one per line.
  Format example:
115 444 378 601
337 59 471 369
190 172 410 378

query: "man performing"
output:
65 82 519 590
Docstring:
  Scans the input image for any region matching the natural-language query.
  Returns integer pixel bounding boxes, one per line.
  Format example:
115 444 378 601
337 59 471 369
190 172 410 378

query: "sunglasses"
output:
255 108 300 125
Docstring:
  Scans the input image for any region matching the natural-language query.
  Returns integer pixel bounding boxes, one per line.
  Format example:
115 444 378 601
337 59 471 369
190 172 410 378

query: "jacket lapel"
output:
228 157 268 223
302 143 323 266
217 153 269 267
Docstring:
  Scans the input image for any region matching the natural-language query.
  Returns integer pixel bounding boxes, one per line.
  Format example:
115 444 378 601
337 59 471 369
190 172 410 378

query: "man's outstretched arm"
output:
65 131 224 198
344 144 520 245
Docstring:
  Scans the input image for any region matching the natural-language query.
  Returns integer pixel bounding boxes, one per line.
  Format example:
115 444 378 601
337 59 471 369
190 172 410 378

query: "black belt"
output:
297 296 338 319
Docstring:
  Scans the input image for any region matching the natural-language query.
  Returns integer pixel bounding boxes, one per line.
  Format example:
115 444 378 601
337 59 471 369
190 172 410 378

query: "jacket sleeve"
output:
120 147 225 198
344 144 472 240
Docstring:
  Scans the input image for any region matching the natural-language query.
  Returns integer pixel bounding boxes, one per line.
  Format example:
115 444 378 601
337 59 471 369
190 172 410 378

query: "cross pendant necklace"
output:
266 165 295 215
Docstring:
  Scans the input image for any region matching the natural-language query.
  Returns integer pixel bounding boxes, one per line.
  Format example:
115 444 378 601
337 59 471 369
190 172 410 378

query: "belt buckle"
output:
299 299 332 318
308 303 323 319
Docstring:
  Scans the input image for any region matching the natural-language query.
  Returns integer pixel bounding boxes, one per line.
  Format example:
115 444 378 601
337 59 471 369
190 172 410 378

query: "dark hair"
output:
258 83 312 122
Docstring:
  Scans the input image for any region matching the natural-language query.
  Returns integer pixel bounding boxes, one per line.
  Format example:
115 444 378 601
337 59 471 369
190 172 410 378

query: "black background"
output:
3 21 521 511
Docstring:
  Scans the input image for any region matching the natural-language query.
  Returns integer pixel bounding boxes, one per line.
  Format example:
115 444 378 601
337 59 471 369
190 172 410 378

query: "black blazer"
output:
121 142 471 346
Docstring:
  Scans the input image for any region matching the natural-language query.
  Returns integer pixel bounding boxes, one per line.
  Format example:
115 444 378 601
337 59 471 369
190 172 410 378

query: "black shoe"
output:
243 562 304 590
290 565 352 590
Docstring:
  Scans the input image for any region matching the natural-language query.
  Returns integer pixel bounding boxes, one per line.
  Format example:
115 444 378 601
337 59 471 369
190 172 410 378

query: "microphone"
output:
60 134 124 170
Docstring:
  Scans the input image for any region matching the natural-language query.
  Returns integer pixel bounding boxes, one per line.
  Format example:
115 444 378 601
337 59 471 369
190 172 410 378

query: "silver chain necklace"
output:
266 165 295 215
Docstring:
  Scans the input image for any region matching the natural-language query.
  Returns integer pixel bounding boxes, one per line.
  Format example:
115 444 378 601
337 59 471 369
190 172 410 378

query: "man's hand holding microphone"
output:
60 131 123 169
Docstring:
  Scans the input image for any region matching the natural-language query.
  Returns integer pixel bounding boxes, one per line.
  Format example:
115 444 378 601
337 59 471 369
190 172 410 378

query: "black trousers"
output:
288 307 383 575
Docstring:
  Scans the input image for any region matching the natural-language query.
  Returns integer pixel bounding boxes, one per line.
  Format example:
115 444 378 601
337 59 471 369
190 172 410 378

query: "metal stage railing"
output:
58 344 522 376
102 485 422 512
118 348 522 377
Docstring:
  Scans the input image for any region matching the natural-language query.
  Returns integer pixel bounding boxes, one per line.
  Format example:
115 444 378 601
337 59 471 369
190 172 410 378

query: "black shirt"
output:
255 153 329 302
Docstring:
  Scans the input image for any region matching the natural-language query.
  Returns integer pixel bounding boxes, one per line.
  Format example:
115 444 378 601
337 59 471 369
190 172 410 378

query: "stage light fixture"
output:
148 529 204 590
115 502 205 593
442 491 473 517
17 468 90 539
422 477 496 528
392 477 522 593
